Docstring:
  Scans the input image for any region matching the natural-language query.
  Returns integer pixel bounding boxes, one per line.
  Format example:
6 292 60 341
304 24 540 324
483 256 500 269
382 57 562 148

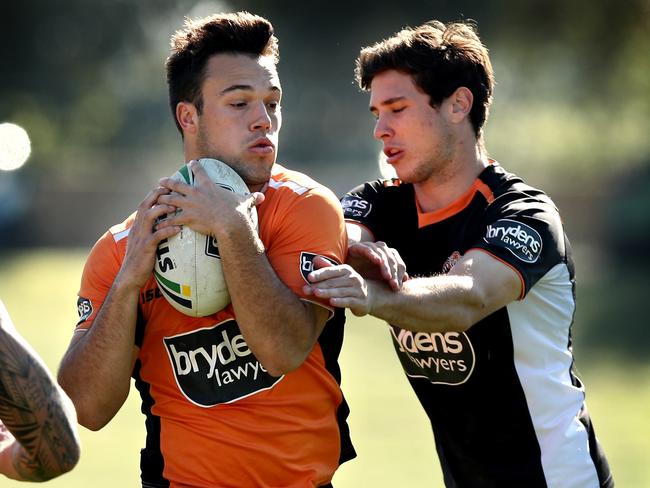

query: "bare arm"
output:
0 301 80 482
58 188 179 430
308 249 522 333
216 207 331 376
158 161 330 376
58 283 140 431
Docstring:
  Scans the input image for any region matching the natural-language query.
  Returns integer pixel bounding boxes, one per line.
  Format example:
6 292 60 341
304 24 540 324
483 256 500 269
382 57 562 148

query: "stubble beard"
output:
196 127 273 188
407 122 456 185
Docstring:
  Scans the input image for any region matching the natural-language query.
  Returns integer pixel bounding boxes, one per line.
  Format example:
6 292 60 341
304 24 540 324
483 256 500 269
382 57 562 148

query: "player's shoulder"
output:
106 211 138 244
83 212 135 272
484 162 557 211
88 212 136 262
268 163 338 204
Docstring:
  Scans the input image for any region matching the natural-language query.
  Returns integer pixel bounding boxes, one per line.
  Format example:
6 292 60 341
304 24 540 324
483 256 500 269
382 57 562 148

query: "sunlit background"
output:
1 0 649 486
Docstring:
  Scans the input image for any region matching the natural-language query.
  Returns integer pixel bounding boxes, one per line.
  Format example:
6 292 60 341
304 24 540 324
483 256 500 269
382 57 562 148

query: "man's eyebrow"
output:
369 96 406 112
220 84 282 95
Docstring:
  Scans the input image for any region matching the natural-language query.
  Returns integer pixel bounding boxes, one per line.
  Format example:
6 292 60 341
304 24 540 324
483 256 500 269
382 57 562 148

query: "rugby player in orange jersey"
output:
58 12 358 487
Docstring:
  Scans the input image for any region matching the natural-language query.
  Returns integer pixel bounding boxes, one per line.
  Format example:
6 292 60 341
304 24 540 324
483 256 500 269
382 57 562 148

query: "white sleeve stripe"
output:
111 228 130 242
268 178 311 195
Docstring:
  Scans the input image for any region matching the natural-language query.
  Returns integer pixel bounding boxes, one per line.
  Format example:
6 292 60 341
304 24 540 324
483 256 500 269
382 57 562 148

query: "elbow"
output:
257 345 309 377
78 415 107 432
60 442 81 476
57 375 117 432
58 386 111 432
48 447 81 481
260 354 304 378
27 443 80 482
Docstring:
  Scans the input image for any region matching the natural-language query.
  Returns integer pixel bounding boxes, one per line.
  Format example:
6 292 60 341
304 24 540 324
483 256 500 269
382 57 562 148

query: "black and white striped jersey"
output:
341 162 613 488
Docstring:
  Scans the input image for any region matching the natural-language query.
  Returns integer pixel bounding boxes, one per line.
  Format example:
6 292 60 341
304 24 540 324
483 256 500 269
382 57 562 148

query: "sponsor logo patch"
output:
341 196 372 218
299 252 339 283
76 297 93 325
483 219 543 263
164 320 282 407
390 326 476 385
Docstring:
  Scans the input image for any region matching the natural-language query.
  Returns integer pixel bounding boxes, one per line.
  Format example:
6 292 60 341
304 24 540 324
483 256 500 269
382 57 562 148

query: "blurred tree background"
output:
1 0 649 356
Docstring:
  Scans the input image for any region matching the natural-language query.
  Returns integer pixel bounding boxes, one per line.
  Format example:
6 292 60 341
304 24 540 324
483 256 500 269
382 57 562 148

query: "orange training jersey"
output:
75 164 355 487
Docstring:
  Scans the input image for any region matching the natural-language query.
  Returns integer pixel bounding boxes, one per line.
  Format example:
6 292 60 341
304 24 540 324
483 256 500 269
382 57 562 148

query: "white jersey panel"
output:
508 262 599 488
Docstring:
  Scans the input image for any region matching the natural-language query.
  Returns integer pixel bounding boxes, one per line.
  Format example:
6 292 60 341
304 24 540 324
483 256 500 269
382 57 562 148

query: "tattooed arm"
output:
0 300 80 481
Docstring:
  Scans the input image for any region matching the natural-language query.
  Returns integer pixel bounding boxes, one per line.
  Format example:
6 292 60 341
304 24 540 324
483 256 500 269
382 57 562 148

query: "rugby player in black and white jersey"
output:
305 20 614 488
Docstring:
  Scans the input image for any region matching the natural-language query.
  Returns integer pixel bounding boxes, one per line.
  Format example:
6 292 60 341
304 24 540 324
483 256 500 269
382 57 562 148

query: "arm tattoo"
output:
0 329 80 481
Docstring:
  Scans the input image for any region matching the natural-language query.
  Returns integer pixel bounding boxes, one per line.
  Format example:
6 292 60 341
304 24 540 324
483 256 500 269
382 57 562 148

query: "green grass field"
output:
0 249 647 487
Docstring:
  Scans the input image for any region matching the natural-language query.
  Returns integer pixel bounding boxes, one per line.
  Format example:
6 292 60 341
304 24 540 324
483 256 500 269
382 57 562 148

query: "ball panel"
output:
153 158 256 317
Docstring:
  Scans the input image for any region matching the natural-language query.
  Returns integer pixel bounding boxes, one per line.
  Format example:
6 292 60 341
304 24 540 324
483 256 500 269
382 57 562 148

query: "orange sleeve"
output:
75 230 123 330
263 186 347 312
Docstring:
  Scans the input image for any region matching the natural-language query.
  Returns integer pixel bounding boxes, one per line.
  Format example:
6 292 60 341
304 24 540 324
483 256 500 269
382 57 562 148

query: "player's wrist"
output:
112 269 146 295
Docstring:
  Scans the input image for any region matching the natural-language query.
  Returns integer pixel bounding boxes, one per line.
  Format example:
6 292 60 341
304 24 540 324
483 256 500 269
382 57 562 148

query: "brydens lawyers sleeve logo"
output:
390 326 476 385
164 320 283 407
484 219 543 263
341 196 372 218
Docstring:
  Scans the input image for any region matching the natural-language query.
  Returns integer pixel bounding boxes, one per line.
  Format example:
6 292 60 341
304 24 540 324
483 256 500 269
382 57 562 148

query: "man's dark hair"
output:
355 20 494 140
166 11 279 134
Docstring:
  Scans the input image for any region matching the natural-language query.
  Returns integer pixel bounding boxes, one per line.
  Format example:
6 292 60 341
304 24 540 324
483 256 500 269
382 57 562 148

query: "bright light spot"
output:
0 123 31 171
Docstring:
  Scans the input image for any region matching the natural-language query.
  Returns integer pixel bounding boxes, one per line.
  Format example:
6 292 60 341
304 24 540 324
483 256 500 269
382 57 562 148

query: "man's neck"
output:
414 145 489 214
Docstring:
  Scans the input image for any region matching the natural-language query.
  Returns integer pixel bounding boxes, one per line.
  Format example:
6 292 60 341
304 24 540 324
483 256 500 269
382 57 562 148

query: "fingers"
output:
385 245 408 290
187 159 211 186
249 191 265 207
307 263 353 284
312 256 334 271
139 186 172 212
348 241 407 290
159 176 192 196
302 264 373 316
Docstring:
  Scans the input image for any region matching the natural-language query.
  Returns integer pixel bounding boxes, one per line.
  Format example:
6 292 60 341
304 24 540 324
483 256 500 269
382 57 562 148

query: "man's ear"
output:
176 101 199 135
448 87 473 124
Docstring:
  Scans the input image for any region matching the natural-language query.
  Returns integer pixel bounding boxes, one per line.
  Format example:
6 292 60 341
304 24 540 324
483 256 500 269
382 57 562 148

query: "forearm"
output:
369 275 482 333
58 278 139 430
219 221 320 376
0 331 80 481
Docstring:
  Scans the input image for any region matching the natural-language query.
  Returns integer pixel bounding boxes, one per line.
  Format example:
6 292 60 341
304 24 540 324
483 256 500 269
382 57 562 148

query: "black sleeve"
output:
340 180 386 238
471 193 567 296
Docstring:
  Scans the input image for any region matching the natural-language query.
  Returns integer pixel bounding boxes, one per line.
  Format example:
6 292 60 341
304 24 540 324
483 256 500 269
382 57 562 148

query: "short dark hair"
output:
166 11 279 134
355 20 494 139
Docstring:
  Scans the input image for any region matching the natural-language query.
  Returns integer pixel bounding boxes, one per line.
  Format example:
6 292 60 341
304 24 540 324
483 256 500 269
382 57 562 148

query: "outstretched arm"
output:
0 300 80 482
306 249 521 333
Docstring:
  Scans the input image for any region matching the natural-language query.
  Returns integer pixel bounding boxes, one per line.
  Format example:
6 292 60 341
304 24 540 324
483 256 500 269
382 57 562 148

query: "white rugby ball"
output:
153 158 257 317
